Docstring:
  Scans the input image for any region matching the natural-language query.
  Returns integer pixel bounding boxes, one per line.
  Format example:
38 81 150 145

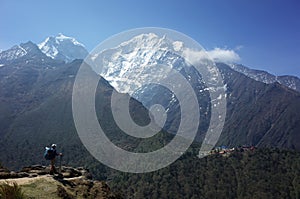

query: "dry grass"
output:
0 181 26 199
20 178 61 199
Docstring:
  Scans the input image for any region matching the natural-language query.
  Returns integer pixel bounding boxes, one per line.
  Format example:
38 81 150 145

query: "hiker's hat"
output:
51 144 57 148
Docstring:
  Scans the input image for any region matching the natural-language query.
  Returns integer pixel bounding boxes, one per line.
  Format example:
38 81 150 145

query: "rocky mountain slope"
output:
89 32 300 150
216 63 300 149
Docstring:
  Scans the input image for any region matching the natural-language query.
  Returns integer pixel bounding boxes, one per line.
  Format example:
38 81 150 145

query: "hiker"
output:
44 144 63 175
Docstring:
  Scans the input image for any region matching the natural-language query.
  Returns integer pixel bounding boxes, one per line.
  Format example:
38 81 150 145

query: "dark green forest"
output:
108 148 300 199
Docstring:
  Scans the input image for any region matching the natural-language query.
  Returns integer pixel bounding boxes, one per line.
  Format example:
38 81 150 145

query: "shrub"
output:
0 182 26 199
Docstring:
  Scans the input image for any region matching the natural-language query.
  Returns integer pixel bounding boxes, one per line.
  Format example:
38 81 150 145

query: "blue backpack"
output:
44 147 56 160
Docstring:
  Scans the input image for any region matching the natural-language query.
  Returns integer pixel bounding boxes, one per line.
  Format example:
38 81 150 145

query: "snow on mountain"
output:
88 33 216 138
229 63 300 92
90 33 195 95
229 63 277 84
38 33 88 62
276 75 300 92
0 41 48 64
1 32 298 93
0 45 28 61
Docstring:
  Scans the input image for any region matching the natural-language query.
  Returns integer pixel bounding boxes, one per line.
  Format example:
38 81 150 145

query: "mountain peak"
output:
0 41 47 63
54 33 85 48
0 45 27 62
38 33 88 63
92 33 184 94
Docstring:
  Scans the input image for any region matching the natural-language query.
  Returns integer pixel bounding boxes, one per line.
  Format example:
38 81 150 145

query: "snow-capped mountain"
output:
91 33 190 95
1 33 298 93
90 33 212 137
38 33 88 63
87 32 300 149
0 34 88 65
0 41 52 64
0 44 28 61
90 33 213 115
229 63 300 92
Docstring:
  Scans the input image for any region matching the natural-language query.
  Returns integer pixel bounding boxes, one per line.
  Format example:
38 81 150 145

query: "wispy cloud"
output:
206 47 241 63
182 48 209 65
234 45 244 51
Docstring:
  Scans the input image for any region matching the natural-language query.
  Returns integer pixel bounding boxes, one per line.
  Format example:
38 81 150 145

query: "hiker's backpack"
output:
44 147 55 160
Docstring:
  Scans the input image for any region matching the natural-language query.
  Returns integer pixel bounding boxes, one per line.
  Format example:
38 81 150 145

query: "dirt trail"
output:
0 175 83 185
0 175 51 185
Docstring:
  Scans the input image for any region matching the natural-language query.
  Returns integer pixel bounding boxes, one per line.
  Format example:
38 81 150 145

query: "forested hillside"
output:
109 148 300 199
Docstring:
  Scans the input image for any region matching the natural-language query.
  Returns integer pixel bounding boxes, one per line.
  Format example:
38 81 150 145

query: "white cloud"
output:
206 48 241 63
181 46 241 65
182 48 209 66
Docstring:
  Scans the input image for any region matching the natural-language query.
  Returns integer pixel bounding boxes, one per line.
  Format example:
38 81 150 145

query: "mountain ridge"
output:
0 34 299 93
229 63 300 92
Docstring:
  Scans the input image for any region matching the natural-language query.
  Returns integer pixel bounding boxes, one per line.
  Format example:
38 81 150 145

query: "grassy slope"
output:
21 178 61 199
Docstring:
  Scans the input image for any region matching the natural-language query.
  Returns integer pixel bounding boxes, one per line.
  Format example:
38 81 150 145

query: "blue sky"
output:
1 0 299 77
